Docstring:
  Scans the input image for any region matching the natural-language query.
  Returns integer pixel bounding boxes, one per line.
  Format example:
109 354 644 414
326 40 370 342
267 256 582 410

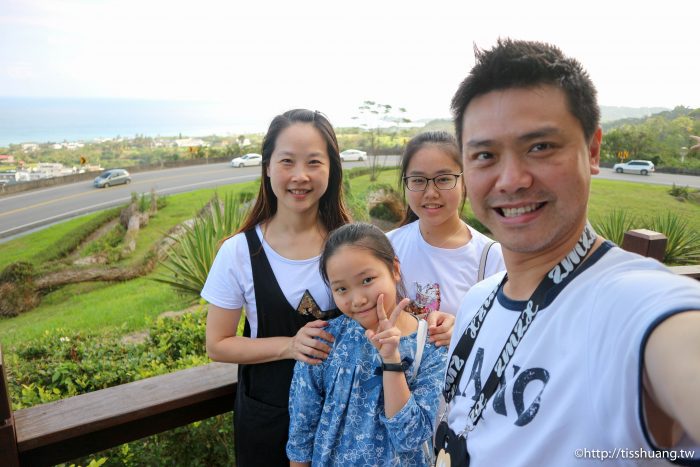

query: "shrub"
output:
366 183 404 223
668 183 690 200
0 262 39 317
6 309 234 466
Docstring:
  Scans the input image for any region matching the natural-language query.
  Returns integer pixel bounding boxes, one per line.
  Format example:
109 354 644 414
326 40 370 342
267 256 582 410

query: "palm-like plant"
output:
155 193 245 298
591 209 638 246
645 212 700 265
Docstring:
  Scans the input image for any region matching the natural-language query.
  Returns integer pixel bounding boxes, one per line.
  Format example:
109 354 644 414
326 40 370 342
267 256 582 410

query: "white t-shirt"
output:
387 221 505 316
200 225 334 338
446 243 700 466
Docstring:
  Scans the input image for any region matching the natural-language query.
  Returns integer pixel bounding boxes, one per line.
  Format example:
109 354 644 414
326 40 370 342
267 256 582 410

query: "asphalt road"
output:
0 159 372 241
1 159 698 242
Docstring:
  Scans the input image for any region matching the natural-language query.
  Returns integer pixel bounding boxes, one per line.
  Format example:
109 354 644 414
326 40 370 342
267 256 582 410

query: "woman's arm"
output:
206 304 335 364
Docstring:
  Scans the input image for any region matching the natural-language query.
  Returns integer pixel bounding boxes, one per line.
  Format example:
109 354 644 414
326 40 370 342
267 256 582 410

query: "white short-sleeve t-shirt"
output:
201 225 334 338
387 221 505 316
446 244 700 466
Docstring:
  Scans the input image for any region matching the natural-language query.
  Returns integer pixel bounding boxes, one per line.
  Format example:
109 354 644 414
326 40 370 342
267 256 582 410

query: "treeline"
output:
601 106 700 169
6 108 699 171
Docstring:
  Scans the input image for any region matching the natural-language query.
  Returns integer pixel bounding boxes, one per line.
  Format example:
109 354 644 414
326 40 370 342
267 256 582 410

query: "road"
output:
1 159 698 242
0 159 371 241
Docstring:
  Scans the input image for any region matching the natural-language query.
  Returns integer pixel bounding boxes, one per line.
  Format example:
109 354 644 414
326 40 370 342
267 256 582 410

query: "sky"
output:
2 0 699 128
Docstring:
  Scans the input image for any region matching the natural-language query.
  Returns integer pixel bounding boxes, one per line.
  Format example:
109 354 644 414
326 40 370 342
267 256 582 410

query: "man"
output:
439 39 700 466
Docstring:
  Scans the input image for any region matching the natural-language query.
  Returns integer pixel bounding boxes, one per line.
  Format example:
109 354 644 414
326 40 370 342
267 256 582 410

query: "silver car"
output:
613 160 655 175
339 149 367 162
231 153 262 168
94 169 131 188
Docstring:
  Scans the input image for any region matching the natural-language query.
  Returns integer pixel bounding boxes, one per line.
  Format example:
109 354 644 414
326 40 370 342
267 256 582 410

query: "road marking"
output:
0 174 258 237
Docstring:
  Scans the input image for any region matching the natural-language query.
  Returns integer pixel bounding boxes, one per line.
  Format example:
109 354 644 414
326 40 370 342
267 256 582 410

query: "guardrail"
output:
0 229 698 466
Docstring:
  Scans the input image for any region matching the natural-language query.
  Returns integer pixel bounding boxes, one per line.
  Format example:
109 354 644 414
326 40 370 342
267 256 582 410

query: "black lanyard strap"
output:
443 224 597 429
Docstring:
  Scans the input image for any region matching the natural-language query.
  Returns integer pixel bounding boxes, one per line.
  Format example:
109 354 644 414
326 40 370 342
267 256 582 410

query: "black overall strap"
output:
241 228 314 406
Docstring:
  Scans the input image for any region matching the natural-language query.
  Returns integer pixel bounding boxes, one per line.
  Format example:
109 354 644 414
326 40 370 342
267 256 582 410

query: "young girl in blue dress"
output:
287 223 447 466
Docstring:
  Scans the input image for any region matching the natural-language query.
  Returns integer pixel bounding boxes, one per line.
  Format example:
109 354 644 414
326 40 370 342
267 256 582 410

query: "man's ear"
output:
589 127 602 175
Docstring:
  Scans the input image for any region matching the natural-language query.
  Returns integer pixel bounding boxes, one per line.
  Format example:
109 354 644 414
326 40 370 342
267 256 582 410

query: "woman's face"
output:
325 245 401 330
266 123 330 216
405 145 464 228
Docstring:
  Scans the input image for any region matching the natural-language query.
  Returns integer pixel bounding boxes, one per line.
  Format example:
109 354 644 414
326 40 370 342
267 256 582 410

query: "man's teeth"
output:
501 204 540 218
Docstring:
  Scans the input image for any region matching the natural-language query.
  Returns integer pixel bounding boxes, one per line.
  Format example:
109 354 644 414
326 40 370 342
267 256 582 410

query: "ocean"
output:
0 97 270 146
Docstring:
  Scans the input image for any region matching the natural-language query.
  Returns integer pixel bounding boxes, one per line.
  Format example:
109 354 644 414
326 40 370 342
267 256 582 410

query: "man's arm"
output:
644 311 700 444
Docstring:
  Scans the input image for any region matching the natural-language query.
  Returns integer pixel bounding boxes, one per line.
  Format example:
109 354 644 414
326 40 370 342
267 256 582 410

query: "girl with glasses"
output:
387 131 505 318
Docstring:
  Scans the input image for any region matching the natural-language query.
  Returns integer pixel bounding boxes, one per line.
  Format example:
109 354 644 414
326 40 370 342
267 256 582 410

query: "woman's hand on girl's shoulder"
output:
427 311 455 347
286 320 335 365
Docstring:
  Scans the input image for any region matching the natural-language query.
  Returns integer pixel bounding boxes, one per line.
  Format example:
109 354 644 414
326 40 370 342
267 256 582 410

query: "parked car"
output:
613 160 655 175
93 169 131 188
339 149 367 162
231 153 262 168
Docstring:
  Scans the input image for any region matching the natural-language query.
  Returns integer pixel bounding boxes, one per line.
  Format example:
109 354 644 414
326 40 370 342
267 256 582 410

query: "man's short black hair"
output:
451 38 600 149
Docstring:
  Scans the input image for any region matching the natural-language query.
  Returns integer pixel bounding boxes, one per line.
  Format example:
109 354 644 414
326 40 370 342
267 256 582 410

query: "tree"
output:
352 101 410 181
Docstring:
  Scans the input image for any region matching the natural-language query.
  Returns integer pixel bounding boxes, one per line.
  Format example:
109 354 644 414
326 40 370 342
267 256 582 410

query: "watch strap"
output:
381 361 407 372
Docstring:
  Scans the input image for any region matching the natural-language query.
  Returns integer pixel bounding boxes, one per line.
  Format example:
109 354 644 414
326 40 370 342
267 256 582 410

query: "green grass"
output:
588 179 700 233
0 265 192 349
0 211 107 271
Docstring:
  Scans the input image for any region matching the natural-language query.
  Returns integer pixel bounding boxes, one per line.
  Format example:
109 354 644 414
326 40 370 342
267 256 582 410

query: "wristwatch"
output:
381 362 407 372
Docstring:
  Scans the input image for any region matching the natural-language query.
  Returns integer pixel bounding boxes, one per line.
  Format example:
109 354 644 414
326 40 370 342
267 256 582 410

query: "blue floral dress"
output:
287 314 447 466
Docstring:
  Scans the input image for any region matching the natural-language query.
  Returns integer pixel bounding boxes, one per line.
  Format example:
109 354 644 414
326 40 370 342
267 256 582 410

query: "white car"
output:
613 160 655 175
339 149 367 162
231 153 262 168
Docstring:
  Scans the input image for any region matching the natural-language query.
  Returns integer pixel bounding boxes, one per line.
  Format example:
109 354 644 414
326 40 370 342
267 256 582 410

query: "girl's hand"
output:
365 294 411 361
427 310 455 347
286 320 335 365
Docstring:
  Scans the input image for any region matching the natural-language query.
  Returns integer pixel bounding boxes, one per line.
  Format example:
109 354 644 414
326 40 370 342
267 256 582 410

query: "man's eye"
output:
474 152 493 161
334 287 346 294
530 143 552 152
362 277 374 285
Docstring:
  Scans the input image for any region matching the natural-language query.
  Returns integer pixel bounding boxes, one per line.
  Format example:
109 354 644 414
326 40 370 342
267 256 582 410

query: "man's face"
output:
460 85 601 257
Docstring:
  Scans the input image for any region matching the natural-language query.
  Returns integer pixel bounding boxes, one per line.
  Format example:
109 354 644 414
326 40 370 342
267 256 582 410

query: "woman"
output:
202 109 350 466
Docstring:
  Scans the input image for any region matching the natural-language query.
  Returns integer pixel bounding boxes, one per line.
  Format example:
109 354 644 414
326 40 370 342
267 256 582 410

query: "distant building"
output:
0 155 15 164
174 138 208 148
21 144 39 153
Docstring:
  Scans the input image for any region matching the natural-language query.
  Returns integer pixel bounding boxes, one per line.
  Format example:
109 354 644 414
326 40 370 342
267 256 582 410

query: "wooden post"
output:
0 346 20 467
621 229 667 262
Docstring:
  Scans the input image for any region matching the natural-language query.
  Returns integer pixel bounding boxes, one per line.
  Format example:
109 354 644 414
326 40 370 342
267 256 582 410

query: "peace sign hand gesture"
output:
365 294 411 362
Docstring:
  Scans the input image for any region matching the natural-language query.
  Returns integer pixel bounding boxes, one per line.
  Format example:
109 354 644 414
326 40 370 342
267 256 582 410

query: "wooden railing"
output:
1 229 698 466
0 357 237 466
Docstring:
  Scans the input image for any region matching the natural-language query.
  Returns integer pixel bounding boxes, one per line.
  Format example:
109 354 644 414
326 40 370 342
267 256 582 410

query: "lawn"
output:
0 181 260 350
